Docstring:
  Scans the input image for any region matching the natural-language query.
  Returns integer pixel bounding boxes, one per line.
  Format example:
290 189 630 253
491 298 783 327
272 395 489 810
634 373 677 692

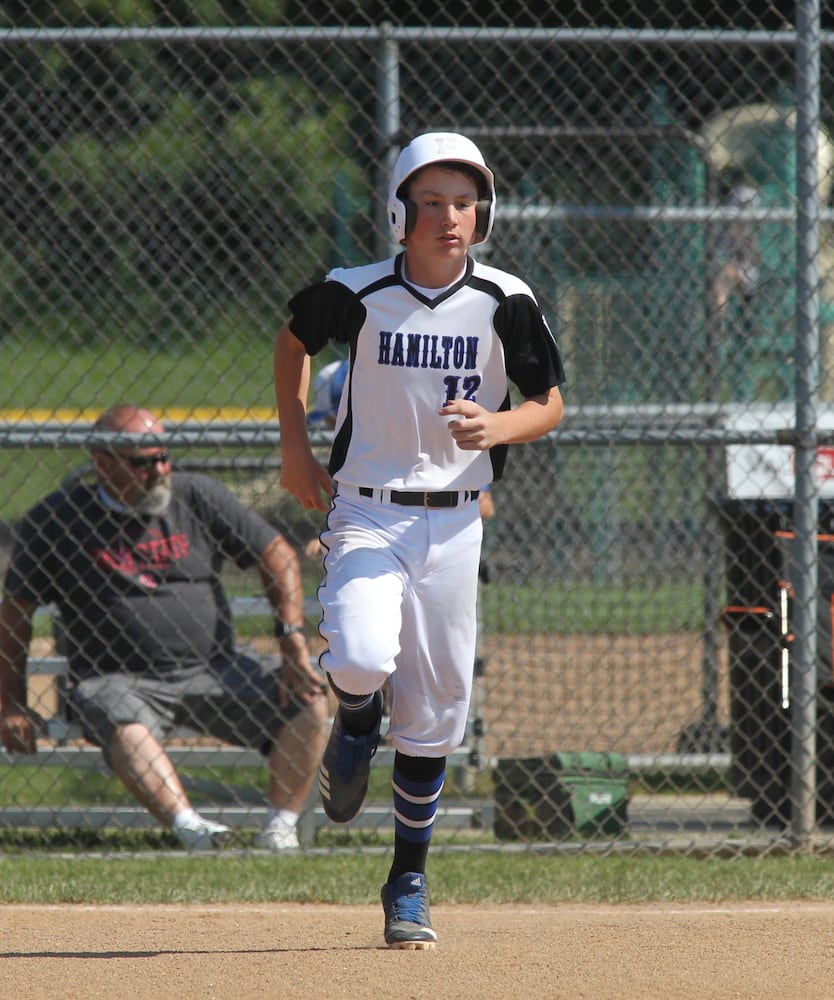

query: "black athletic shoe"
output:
381 872 438 950
318 693 382 823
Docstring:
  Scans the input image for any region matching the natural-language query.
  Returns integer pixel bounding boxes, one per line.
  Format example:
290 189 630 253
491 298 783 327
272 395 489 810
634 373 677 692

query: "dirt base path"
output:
5 901 834 1000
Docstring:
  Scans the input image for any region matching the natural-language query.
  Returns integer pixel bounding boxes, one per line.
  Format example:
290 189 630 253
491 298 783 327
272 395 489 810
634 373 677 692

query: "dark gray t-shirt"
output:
4 472 278 678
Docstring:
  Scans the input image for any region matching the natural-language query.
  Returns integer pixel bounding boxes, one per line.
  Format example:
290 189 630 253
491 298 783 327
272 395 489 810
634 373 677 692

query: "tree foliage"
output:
0 16 367 345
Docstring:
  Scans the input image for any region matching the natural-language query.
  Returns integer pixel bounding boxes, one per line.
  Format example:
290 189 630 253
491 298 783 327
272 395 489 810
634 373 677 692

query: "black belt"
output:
358 486 479 508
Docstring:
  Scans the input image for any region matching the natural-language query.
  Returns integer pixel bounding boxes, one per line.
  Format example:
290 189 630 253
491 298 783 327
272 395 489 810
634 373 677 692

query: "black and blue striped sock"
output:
387 752 446 884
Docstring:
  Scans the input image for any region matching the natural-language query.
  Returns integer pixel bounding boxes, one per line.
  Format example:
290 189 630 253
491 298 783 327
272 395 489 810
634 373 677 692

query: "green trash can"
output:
493 751 629 841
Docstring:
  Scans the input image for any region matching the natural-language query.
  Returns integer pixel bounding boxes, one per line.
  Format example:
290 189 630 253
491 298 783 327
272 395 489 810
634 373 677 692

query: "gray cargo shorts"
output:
68 654 301 760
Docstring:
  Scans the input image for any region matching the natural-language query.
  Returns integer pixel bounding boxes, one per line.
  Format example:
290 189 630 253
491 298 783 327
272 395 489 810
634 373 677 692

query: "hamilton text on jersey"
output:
376 331 479 370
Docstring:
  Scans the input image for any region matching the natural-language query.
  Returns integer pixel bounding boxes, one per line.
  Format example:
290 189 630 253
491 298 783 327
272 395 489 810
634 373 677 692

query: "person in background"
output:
0 405 328 851
715 166 762 332
305 358 350 431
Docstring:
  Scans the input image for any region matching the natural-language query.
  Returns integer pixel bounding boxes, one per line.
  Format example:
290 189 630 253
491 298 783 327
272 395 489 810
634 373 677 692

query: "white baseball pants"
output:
318 488 483 757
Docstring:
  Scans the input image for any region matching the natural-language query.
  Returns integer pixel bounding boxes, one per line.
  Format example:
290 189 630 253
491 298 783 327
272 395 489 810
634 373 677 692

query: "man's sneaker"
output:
173 814 233 851
254 820 300 852
381 872 438 950
319 693 382 823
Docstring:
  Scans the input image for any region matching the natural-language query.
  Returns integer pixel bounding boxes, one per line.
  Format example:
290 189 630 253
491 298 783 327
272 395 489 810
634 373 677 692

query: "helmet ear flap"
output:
475 199 493 244
402 198 418 240
389 196 416 245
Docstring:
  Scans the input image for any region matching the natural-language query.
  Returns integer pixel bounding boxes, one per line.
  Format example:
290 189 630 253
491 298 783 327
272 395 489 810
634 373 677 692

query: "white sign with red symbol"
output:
726 404 834 497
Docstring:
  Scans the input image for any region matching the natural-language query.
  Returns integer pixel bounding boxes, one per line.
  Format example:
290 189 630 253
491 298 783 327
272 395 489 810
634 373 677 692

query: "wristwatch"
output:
274 621 304 639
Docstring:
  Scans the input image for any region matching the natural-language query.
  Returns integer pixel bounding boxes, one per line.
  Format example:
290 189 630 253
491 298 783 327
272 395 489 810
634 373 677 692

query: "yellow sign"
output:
0 408 278 424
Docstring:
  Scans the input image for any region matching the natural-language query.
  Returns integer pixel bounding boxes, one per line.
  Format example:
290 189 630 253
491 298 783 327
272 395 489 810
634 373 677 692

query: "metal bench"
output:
4 596 485 843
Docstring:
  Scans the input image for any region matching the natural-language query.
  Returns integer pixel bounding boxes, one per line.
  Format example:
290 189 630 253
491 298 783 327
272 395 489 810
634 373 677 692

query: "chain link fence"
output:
1 3 833 855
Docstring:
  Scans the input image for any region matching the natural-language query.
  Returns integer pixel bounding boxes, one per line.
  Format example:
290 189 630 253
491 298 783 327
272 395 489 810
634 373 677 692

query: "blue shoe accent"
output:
381 872 437 949
318 693 382 823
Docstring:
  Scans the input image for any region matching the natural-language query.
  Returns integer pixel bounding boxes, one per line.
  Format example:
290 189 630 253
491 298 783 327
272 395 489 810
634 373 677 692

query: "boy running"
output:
275 132 566 948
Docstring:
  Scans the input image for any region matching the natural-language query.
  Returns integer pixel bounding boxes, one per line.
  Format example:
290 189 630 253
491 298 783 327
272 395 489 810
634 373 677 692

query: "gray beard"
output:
132 481 172 517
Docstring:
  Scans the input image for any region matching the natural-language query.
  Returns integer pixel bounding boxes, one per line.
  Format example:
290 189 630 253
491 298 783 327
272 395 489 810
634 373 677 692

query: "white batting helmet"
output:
387 132 496 246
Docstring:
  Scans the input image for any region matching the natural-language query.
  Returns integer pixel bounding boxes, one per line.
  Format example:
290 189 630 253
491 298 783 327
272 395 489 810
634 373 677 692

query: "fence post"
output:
791 0 822 844
375 22 400 258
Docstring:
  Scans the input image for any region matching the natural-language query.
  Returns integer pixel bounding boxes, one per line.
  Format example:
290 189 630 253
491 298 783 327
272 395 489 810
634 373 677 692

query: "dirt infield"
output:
479 630 726 757
6 900 834 1000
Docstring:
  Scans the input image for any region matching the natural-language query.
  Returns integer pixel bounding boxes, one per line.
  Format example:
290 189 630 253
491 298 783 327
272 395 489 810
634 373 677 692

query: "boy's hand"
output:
280 453 334 512
440 400 496 451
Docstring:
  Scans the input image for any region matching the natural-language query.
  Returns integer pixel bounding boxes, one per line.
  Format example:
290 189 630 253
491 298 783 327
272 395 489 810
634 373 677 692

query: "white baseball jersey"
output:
288 251 565 756
288 252 565 491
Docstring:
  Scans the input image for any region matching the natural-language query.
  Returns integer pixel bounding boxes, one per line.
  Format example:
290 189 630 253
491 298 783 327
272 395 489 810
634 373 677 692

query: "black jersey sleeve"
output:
494 293 566 398
287 280 360 356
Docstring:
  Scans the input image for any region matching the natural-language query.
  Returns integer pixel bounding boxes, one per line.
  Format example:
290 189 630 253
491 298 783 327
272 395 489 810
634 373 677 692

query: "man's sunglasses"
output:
117 451 170 470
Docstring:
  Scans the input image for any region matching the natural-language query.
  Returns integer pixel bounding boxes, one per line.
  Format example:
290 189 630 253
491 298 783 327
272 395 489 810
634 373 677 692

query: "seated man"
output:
0 405 328 851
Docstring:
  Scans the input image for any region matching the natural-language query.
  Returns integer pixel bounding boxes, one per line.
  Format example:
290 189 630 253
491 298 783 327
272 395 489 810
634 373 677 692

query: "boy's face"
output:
404 165 479 264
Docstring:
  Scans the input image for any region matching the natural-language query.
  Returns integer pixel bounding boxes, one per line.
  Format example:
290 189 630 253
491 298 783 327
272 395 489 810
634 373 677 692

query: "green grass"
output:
0 853 831 905
0 327 277 413
0 739 821 907
0 328 276 522
21 580 707 641
0 765 278 808
27 580 705 640
480 581 706 633
0 764 490 811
